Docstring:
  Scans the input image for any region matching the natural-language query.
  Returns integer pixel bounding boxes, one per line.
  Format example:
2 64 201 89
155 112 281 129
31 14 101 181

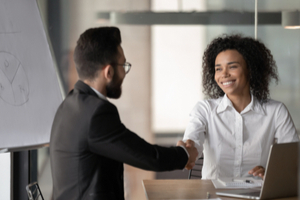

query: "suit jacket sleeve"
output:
88 102 188 171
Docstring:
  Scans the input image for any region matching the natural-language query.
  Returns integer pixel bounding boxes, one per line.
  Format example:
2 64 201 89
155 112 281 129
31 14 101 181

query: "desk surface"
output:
142 179 298 200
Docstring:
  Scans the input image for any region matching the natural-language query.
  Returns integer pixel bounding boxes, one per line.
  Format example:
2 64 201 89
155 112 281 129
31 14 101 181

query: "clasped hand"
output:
177 139 198 170
248 165 265 179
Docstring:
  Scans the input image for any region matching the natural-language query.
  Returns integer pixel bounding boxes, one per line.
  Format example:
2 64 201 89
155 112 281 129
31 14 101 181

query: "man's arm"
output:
88 104 195 171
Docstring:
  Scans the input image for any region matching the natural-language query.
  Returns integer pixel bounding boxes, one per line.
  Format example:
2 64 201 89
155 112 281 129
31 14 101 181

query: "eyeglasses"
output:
113 62 132 74
123 62 131 74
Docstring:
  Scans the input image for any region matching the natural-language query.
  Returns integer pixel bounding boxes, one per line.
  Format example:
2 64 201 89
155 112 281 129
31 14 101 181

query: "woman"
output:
183 34 299 180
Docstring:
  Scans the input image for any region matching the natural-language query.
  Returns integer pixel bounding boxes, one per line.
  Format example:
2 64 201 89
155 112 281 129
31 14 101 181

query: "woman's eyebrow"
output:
228 61 239 65
215 61 239 67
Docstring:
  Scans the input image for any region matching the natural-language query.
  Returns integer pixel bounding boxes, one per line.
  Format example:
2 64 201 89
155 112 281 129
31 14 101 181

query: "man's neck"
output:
83 79 107 97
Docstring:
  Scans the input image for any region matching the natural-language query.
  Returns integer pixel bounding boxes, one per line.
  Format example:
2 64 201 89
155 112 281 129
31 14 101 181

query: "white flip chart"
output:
0 0 63 150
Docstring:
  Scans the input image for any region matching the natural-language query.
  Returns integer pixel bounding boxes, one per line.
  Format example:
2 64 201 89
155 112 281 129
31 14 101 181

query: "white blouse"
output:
183 94 299 179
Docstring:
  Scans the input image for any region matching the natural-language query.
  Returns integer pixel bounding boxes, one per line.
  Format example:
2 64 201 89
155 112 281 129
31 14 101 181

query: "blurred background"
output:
1 0 300 199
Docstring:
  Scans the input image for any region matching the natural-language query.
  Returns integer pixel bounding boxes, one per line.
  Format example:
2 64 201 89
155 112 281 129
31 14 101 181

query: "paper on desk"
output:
212 177 263 189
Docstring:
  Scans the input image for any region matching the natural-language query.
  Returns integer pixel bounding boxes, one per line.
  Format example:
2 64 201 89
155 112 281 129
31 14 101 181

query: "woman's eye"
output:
215 68 221 71
230 66 237 69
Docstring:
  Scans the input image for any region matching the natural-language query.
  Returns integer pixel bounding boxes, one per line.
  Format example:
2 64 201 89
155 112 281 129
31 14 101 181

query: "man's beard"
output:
106 70 123 99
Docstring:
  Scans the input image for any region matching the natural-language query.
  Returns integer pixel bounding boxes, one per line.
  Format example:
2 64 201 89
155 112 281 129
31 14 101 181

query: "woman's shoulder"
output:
260 98 285 108
204 97 223 106
259 98 289 115
193 97 223 113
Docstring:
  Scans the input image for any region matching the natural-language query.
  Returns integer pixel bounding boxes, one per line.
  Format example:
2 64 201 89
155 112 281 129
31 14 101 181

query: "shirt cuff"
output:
178 145 189 158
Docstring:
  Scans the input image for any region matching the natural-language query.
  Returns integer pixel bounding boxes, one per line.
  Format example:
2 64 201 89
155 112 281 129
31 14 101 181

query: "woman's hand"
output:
248 166 265 179
177 140 198 170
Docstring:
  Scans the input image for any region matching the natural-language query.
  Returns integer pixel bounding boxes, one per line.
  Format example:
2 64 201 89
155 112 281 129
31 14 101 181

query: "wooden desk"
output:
142 179 298 200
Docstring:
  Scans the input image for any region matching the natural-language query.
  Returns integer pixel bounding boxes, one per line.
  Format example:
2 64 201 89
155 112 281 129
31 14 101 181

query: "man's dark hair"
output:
74 27 121 80
202 34 278 102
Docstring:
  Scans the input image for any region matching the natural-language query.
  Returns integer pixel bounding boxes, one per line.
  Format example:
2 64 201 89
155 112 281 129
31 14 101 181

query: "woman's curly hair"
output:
202 34 278 102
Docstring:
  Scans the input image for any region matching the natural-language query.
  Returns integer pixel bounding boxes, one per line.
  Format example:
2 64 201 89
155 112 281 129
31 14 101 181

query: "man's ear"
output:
103 65 114 82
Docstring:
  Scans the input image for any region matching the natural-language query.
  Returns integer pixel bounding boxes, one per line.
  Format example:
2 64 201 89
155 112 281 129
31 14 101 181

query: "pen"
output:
207 191 210 199
233 179 254 183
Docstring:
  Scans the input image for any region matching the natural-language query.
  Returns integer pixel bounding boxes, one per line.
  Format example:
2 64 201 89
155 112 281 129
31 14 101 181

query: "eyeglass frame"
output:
112 62 132 74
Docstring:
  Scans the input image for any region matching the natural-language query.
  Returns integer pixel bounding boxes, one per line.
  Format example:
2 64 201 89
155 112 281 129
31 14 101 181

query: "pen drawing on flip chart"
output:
0 0 20 35
0 52 29 106
0 0 63 149
0 0 28 106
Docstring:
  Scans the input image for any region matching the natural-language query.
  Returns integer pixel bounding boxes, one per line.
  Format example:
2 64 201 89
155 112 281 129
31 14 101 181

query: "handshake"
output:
177 139 198 170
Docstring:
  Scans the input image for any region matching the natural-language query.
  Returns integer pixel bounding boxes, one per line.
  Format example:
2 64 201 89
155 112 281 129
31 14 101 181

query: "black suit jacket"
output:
50 80 188 200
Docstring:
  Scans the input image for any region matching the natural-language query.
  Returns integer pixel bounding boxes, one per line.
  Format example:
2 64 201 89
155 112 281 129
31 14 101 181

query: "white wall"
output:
151 26 204 133
151 0 206 133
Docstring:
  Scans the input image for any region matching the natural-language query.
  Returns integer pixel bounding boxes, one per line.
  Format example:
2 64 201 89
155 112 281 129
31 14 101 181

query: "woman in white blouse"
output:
182 34 299 180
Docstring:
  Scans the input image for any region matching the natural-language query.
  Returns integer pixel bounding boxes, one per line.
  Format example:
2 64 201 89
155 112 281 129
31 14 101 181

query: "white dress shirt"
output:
90 87 107 101
183 94 299 179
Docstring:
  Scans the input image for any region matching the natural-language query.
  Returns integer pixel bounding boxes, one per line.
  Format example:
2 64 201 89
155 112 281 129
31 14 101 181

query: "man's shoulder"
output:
54 90 117 125
68 88 111 106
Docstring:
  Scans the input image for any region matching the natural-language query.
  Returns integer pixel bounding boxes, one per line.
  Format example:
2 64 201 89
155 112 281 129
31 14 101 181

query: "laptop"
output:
216 142 299 199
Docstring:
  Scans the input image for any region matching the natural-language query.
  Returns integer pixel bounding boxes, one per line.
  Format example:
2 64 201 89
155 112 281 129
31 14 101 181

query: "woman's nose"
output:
221 68 229 78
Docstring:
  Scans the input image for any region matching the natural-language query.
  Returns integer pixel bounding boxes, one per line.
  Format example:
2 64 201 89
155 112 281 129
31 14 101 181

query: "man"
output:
50 27 198 200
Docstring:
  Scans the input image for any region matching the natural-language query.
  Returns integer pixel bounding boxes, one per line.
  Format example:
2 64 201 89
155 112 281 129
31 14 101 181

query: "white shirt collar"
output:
217 94 265 115
90 87 107 101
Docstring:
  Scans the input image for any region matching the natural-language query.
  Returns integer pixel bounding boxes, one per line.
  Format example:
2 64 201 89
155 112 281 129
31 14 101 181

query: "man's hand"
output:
177 140 198 170
248 166 265 179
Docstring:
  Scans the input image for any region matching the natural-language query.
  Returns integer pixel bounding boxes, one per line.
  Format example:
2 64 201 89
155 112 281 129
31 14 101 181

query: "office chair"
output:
188 156 203 179
26 182 44 200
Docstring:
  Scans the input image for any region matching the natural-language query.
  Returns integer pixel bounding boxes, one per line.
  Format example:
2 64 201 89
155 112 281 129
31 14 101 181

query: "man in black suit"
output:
50 27 198 200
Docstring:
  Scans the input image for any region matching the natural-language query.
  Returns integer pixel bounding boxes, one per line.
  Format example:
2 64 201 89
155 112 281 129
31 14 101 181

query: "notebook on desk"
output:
213 177 262 188
216 142 299 200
